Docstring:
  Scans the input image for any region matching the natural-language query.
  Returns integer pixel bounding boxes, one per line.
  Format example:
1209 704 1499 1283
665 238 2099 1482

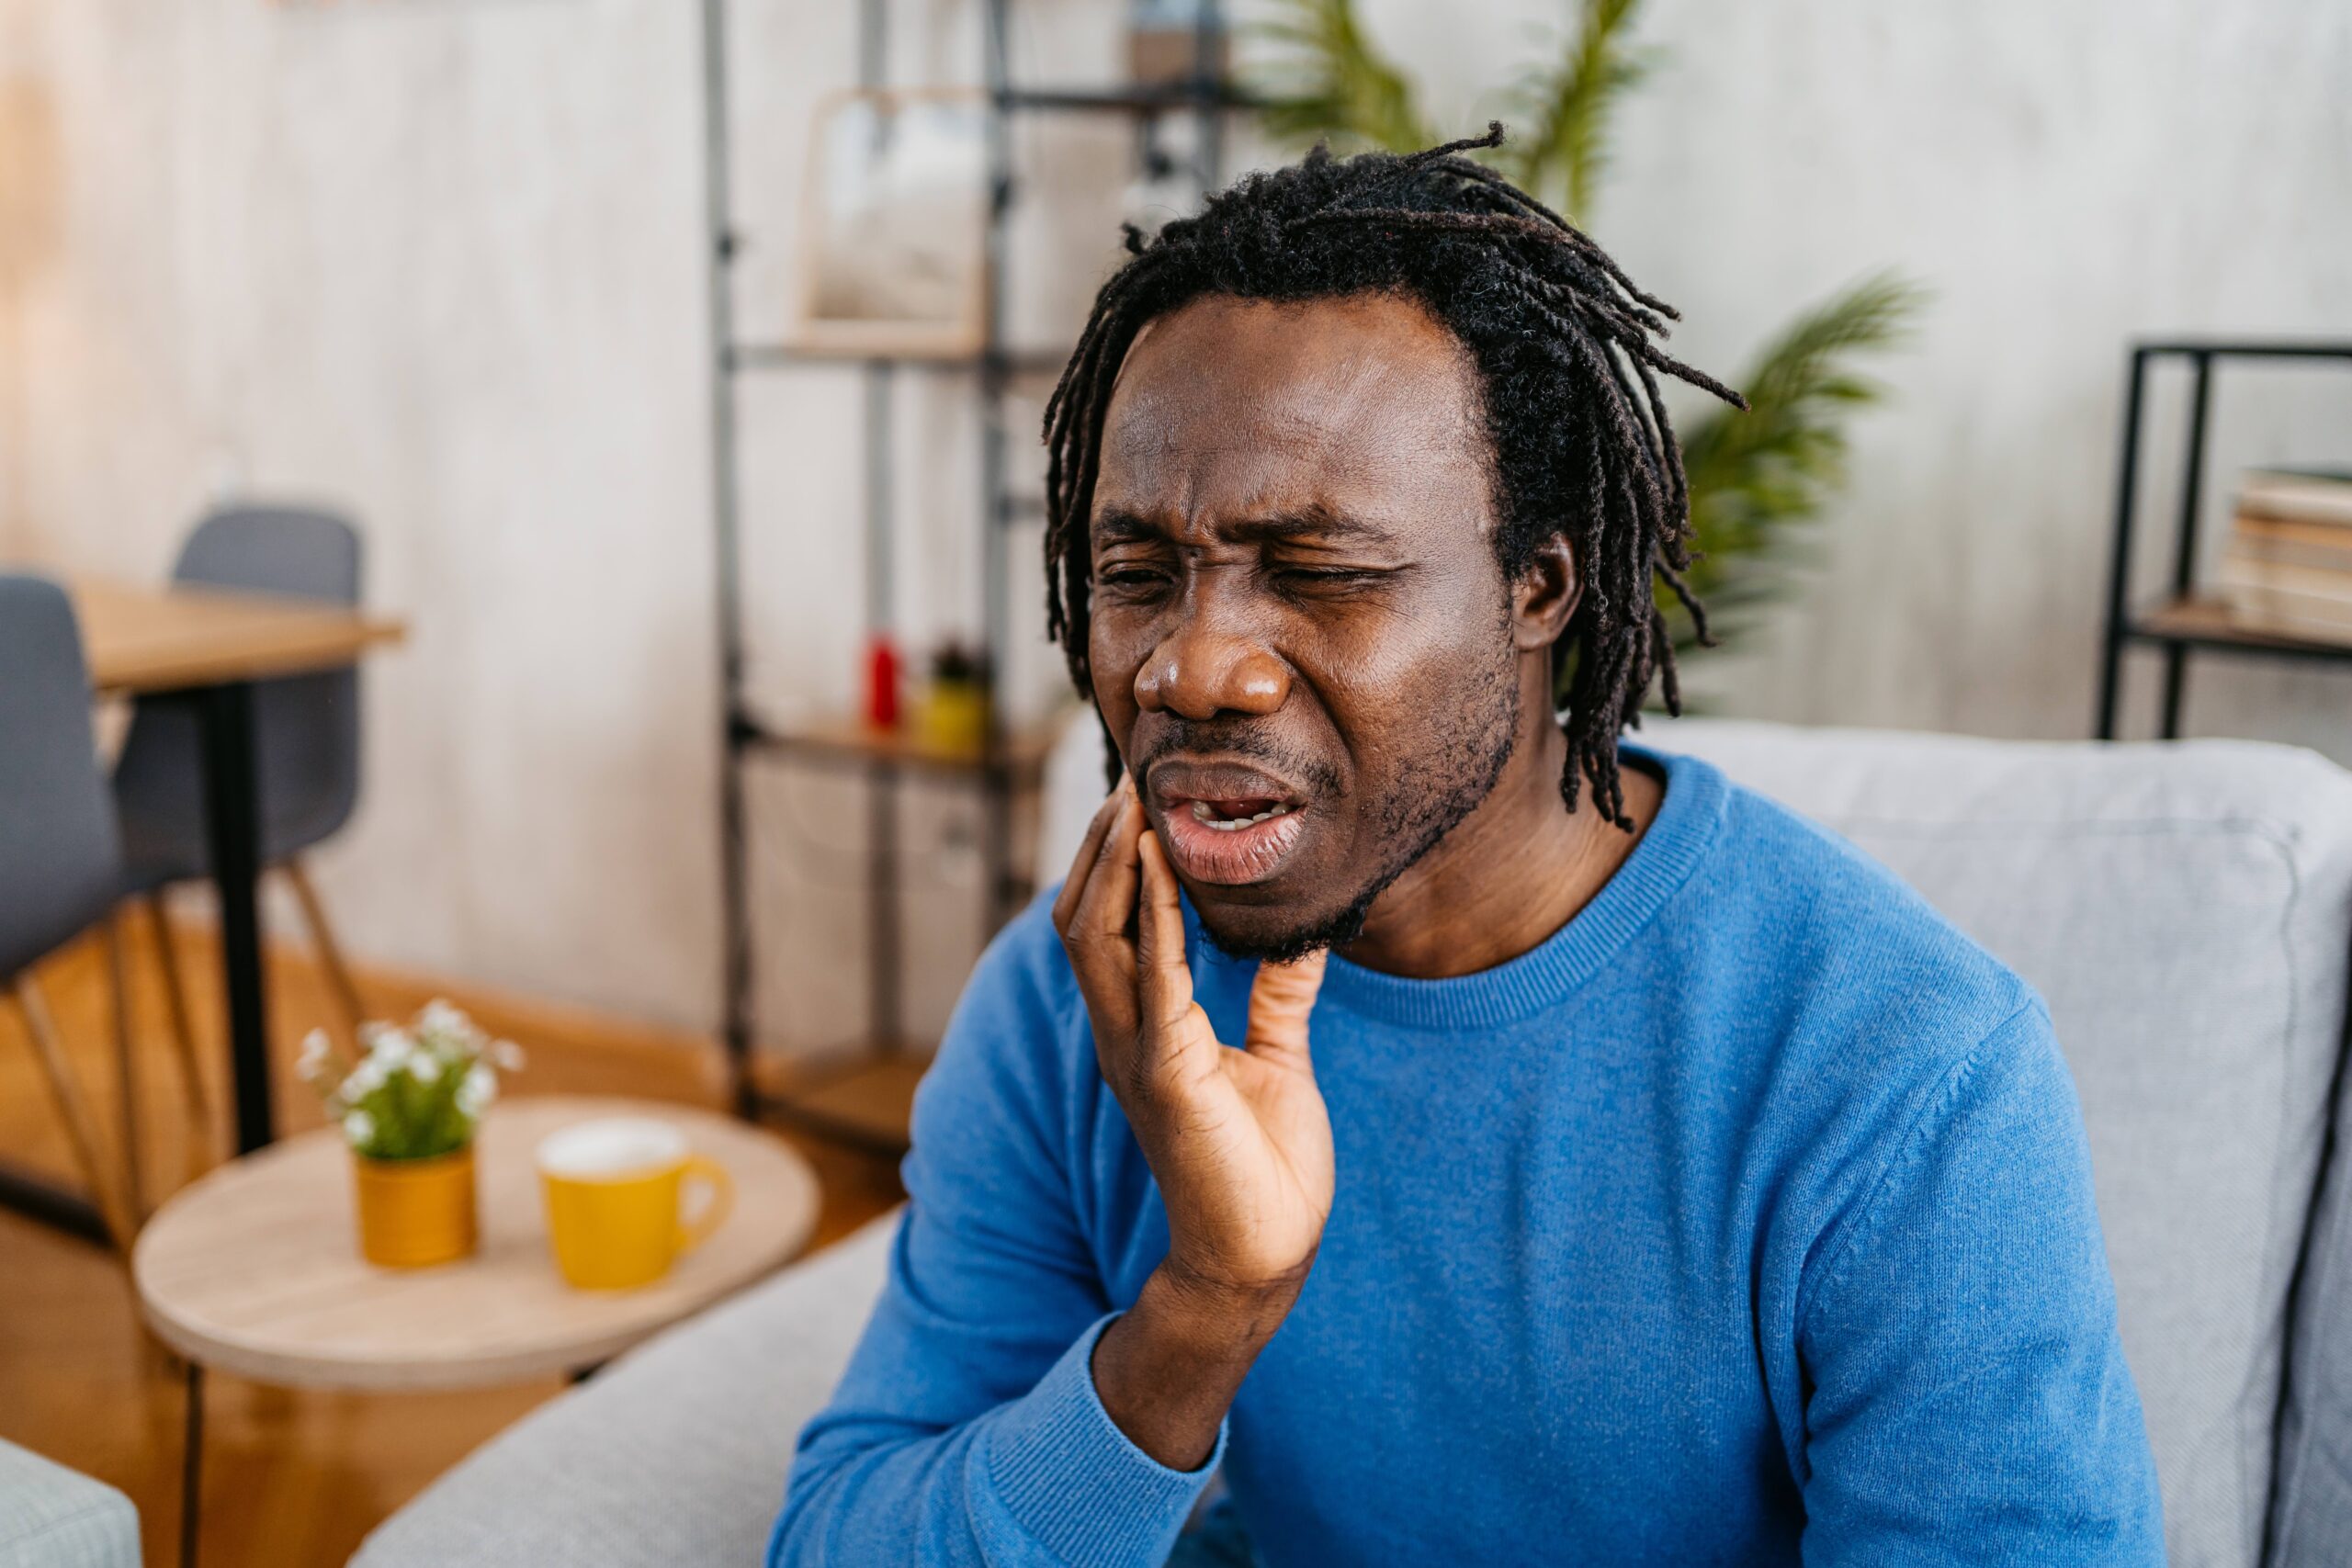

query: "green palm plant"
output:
1498 0 1657 227
1250 0 1923 653
1251 0 1435 154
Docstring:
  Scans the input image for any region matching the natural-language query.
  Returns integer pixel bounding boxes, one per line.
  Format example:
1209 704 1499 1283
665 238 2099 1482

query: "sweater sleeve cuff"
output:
981 1312 1227 1567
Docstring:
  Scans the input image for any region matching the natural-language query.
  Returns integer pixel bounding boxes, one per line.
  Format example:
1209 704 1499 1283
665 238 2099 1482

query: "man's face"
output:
1087 290 1530 959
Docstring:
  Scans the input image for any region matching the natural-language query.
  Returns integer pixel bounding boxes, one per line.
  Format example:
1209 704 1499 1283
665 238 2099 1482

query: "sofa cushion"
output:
0 1438 140 1568
1650 719 2352 1568
352 1213 901 1568
2277 1069 2352 1565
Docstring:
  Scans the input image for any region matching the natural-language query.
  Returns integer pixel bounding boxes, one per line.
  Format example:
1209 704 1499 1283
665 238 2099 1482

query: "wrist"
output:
1143 1256 1307 1355
1091 1264 1299 1472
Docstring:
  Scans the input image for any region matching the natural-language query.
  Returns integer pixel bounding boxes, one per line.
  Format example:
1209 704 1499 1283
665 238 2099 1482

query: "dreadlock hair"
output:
1041 122 1747 831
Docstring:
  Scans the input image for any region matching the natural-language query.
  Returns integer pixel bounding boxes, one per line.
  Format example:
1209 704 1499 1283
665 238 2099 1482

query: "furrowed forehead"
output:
1089 292 1496 542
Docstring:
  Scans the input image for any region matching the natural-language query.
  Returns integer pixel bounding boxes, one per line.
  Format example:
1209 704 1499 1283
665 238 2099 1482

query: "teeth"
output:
1188 801 1295 830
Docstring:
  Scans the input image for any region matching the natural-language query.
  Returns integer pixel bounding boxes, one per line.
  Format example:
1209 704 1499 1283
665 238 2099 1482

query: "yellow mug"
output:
537 1117 734 1291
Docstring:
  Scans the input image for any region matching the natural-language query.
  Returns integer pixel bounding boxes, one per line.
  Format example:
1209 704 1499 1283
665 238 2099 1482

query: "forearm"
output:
1091 1262 1300 1471
778 1307 1231 1568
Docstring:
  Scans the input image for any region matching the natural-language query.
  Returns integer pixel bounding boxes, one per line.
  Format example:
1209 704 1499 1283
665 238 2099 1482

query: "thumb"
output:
1243 949 1328 1072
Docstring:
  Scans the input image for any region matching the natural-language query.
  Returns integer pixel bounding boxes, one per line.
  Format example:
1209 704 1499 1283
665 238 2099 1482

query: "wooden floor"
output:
0 915 905 1567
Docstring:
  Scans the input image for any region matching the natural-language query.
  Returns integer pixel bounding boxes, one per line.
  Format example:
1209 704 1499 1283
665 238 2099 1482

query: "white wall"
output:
1 0 724 1026
3 0 2347 1039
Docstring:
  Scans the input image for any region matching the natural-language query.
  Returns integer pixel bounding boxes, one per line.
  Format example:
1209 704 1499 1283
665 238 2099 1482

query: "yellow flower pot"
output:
351 1145 479 1268
913 680 990 758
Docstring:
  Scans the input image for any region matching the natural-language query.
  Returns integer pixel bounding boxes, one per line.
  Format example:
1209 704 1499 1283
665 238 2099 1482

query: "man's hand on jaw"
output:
1052 777 1331 1472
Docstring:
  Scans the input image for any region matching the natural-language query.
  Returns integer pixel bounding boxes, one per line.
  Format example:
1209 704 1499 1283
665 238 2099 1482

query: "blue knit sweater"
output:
772 746 2164 1566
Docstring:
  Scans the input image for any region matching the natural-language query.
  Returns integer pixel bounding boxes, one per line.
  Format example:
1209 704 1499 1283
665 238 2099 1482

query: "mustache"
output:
1128 719 1344 800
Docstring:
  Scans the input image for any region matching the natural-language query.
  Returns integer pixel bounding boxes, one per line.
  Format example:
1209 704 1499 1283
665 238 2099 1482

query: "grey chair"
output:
0 575 138 1252
109 505 370 1186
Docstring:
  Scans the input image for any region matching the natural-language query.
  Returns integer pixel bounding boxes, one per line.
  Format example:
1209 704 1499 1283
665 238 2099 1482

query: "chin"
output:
1189 881 1374 965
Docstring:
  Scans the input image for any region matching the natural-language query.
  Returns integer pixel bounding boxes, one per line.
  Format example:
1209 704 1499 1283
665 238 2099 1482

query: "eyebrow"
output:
1091 502 1402 548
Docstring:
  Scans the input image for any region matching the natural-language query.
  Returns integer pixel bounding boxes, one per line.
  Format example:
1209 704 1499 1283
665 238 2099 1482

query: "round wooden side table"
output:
130 1095 820 1567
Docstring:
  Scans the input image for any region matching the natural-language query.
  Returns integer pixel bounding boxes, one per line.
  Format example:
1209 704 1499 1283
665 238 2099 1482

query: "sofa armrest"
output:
0 1438 140 1568
354 1210 900 1568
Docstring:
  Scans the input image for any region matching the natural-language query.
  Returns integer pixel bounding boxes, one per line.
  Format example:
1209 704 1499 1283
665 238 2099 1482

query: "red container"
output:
865 636 902 730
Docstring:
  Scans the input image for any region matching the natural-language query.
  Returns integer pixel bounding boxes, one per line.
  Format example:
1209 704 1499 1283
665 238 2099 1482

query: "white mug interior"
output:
536 1116 689 1182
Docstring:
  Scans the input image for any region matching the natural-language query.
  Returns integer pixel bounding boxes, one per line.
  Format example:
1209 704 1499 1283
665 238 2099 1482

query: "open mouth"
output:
1185 797 1296 831
1148 763 1313 886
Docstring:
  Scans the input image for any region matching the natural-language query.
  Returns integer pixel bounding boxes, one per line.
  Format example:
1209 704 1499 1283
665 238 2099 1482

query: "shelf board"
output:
2124 594 2352 661
741 713 1061 779
2133 340 2352 362
997 83 1253 116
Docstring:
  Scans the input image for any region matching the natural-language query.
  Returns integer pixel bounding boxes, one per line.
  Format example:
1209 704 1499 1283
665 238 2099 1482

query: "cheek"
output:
1298 566 1510 711
1088 615 1145 732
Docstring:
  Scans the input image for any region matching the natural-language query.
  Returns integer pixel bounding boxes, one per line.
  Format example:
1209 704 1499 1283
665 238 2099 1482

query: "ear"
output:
1509 534 1581 652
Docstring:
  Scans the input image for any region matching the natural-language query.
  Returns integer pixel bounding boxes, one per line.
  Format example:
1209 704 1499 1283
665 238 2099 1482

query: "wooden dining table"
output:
1 573 404 1244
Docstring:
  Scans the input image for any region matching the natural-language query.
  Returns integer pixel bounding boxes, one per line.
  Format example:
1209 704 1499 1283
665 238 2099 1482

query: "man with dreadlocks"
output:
773 129 2161 1566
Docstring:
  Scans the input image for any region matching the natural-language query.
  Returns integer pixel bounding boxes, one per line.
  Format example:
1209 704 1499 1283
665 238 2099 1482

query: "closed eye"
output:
1272 564 1401 594
1098 562 1173 595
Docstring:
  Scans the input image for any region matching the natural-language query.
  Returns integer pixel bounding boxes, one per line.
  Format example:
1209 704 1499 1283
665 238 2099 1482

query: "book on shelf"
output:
2219 549 2352 637
2226 514 2352 573
2216 467 2352 638
2238 467 2352 527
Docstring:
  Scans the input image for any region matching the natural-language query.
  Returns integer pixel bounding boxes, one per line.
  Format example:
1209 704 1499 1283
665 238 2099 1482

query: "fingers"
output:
1134 829 1197 1033
1052 780 1131 936
1061 784 1148 1046
1242 949 1327 1074
1069 785 1145 949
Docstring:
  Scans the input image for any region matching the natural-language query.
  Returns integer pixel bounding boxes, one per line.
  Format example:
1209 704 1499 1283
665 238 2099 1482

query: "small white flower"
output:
346 1057 389 1097
369 1029 415 1069
418 999 482 1054
492 1040 526 1073
343 1109 376 1147
407 1053 442 1085
456 1063 497 1118
297 1030 333 1082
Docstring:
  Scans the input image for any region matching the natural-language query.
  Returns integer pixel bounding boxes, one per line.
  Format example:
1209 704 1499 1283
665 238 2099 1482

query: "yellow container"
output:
913 680 990 758
537 1118 734 1291
351 1145 479 1269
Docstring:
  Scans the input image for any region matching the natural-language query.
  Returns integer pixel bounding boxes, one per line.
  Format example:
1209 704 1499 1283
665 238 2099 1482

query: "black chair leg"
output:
181 1360 204 1568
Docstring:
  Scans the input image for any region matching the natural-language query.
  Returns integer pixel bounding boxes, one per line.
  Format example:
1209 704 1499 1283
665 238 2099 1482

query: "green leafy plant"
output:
1498 0 1657 227
1251 0 1923 652
1252 0 1434 155
300 1000 525 1161
1676 271 1923 642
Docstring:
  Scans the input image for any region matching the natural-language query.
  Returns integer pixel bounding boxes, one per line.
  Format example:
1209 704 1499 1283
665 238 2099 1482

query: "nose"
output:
1134 604 1291 721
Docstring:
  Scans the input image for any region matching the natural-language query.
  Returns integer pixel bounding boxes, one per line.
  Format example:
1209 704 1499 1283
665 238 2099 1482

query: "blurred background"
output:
1 1 2346 1559
3 0 2346 1053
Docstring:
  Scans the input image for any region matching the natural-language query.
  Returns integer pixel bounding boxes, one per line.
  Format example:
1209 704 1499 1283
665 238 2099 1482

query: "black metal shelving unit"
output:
695 0 1238 1152
2095 340 2352 741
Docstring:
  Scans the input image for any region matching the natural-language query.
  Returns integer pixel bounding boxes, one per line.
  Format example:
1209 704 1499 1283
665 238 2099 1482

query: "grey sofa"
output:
356 718 2352 1567
0 1438 140 1568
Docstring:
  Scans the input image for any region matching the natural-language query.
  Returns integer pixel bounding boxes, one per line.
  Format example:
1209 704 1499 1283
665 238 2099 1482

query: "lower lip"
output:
1157 804 1310 886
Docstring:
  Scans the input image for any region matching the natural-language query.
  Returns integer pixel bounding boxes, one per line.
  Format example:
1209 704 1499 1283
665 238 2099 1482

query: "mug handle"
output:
674 1154 735 1256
